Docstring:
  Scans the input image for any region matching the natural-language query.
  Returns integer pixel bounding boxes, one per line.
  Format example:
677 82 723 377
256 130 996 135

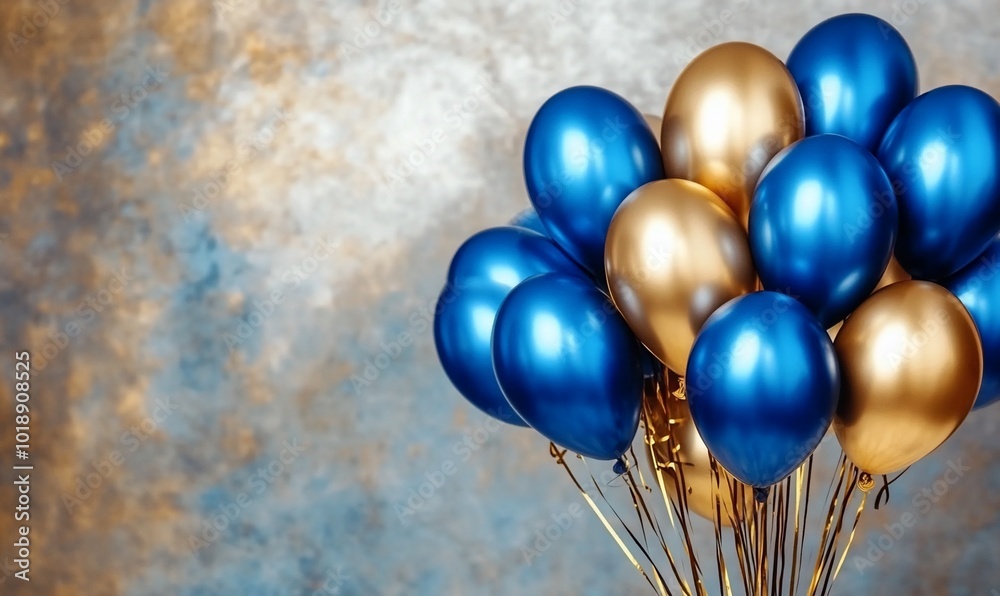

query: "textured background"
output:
0 0 997 594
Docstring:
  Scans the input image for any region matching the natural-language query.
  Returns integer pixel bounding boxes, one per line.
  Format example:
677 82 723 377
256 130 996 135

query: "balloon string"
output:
829 489 868 592
708 456 734 596
587 456 680 595
660 376 706 593
807 454 847 595
652 372 709 594
874 467 910 510
788 462 804 595
630 445 680 596
818 465 858 595
645 382 700 594
622 448 673 582
548 443 667 595
727 477 752 594
582 456 675 595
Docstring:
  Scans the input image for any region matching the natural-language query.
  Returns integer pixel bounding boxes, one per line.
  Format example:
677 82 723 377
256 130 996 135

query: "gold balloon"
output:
644 372 752 525
834 281 983 475
827 256 911 340
643 113 662 147
605 179 756 373
661 42 805 228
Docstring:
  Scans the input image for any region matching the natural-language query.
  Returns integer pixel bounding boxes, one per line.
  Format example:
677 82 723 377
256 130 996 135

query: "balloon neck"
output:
753 487 769 503
858 472 875 492
613 457 627 476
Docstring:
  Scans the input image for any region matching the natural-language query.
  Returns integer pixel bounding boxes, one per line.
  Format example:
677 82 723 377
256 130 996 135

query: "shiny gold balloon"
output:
827 256 911 340
834 281 983 475
644 372 752 525
605 179 756 373
661 42 805 228
643 114 662 147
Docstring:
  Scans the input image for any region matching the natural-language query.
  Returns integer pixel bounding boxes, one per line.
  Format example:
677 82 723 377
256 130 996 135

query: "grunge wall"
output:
0 0 997 594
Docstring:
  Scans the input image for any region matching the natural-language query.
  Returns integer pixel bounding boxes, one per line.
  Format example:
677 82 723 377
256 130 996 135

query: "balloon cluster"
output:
435 13 999 506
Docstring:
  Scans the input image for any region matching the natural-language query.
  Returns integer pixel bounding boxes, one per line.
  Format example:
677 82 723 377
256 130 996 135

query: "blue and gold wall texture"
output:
0 0 997 594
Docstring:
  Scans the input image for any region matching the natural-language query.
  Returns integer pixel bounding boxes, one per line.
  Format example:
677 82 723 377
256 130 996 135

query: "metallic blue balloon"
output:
435 227 586 426
508 207 547 235
749 134 898 328
787 13 917 152
492 273 644 459
686 292 840 488
877 85 1000 280
446 226 585 289
944 235 1000 409
523 86 664 275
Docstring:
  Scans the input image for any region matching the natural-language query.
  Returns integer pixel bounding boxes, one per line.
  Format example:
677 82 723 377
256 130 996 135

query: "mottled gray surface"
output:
0 0 997 594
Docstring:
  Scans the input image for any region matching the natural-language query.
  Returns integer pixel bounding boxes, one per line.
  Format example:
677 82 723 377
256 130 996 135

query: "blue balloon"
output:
749 134 898 328
492 273 644 459
944 235 1000 409
508 207 547 235
686 292 840 488
787 13 917 152
524 86 664 275
877 85 1000 280
446 226 584 289
435 227 586 426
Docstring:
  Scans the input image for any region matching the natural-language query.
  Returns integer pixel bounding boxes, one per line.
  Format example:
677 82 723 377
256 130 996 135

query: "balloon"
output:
435 227 586 426
787 13 918 152
645 371 752 526
749 134 898 328
661 41 804 227
508 207 547 235
445 226 583 289
944 236 1000 409
834 281 983 475
877 85 1000 280
524 86 664 275
686 292 840 488
606 179 756 374
492 273 644 459
827 256 910 340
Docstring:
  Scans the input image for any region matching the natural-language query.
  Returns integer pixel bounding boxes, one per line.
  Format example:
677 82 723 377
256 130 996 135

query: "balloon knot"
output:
753 487 769 503
858 472 875 493
613 458 627 475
